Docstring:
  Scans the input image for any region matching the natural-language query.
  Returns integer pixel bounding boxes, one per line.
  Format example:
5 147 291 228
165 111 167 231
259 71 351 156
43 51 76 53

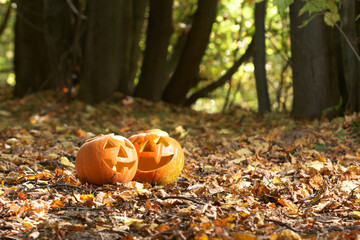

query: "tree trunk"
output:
117 0 147 95
14 0 61 96
290 0 340 119
14 0 74 97
127 0 147 94
134 0 173 101
253 0 271 115
79 0 123 103
162 0 219 105
43 0 73 91
339 0 360 112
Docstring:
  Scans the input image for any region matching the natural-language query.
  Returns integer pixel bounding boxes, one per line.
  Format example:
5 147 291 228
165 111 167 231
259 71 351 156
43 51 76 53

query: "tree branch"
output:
0 3 12 38
184 36 255 106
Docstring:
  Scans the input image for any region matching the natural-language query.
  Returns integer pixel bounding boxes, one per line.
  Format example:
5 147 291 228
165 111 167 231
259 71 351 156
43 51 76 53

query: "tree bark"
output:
79 0 123 103
339 0 360 112
43 0 73 91
14 0 52 96
14 0 74 97
134 0 173 101
127 0 147 94
253 0 271 115
162 0 219 105
290 0 340 119
117 0 147 95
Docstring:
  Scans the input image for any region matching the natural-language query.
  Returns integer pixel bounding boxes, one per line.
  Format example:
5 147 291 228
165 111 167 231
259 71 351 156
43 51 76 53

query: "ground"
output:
0 88 360 239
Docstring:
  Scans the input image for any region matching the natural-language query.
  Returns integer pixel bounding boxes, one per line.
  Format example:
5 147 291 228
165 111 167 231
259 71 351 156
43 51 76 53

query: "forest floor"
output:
0 87 360 239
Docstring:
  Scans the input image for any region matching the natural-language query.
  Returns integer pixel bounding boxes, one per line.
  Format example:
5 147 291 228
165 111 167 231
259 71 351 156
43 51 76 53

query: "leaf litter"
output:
0 89 360 239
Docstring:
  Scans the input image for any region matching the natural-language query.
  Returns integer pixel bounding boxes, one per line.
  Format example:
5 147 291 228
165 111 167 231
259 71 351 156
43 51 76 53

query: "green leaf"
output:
298 14 318 28
273 0 293 16
314 144 328 152
323 11 340 27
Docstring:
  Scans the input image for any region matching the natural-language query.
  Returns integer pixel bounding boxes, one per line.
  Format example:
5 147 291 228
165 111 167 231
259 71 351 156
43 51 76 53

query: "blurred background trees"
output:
0 0 359 119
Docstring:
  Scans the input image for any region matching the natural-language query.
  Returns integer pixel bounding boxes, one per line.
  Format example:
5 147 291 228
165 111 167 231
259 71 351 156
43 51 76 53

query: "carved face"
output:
129 131 184 185
76 134 138 185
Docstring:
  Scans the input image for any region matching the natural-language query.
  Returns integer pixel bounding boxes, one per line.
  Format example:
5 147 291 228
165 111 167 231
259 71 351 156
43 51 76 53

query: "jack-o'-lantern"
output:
128 129 184 185
75 134 138 185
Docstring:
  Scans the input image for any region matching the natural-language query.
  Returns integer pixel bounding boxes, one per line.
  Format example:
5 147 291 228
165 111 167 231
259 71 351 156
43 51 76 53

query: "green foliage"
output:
0 1 14 86
273 0 294 17
298 0 340 27
271 0 341 27
193 0 292 113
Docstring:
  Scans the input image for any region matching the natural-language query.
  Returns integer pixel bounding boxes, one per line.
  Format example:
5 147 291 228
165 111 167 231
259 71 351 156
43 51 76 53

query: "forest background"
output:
0 1 360 239
0 0 358 119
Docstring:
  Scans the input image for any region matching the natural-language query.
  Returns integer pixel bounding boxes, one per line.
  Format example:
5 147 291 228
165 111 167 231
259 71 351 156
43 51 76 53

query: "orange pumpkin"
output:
128 129 184 185
75 134 138 185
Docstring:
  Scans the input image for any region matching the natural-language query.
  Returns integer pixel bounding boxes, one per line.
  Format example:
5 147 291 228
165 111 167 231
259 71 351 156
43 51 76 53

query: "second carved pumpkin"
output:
128 129 184 185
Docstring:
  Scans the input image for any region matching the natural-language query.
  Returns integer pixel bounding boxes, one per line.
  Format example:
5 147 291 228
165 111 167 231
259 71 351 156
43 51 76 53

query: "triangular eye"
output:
118 145 128 158
155 137 169 147
104 140 117 149
140 140 155 152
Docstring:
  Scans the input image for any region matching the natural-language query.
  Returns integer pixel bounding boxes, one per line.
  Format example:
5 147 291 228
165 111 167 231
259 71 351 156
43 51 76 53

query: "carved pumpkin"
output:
128 129 184 185
75 134 138 185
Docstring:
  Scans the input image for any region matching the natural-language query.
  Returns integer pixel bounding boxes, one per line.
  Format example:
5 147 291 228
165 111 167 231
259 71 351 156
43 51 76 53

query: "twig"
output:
153 196 205 205
24 183 87 192
66 0 87 19
265 218 300 232
347 185 360 200
55 206 107 211
103 173 116 185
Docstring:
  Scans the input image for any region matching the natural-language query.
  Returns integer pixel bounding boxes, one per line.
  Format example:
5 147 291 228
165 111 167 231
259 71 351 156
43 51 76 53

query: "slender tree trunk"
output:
43 0 73 91
79 0 123 103
14 0 52 96
117 0 147 95
0 3 11 37
127 0 147 94
253 0 271 115
166 13 194 81
134 0 173 101
162 0 219 105
290 0 340 119
339 0 360 112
